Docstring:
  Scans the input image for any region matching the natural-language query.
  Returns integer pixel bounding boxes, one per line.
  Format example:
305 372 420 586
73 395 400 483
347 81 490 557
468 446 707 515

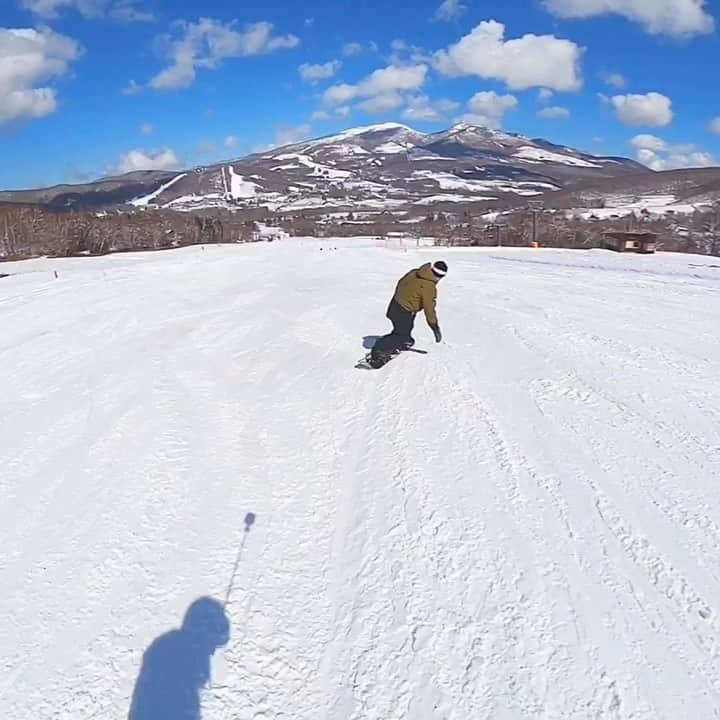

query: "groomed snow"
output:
416 193 495 204
414 170 493 193
271 153 351 179
413 170 558 197
514 146 602 168
2 243 720 719
163 192 224 207
324 143 371 156
573 195 702 220
409 153 456 161
129 173 188 207
376 141 409 154
227 166 259 199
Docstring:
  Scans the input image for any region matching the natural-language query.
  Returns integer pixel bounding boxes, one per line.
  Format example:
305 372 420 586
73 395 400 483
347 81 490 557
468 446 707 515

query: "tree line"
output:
0 206 257 261
2 202 719 262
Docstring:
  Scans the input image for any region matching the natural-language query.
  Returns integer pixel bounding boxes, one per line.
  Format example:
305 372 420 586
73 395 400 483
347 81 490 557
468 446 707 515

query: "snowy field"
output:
2 240 720 719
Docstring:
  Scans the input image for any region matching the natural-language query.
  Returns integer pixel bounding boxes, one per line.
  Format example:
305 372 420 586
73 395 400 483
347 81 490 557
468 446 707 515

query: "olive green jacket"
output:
393 263 439 327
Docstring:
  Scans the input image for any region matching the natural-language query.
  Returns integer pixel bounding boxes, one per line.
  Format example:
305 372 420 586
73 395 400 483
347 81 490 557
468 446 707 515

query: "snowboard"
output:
355 347 428 370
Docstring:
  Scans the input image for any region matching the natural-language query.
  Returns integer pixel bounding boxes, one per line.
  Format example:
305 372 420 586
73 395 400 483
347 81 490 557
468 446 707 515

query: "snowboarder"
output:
369 260 447 368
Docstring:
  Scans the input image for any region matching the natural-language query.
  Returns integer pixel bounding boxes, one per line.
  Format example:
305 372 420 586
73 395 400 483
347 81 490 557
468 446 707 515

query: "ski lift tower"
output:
486 222 507 247
528 199 545 247
403 141 415 176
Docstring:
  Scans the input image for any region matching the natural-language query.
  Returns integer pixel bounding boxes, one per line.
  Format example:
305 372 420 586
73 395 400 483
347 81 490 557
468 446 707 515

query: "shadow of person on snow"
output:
363 335 381 349
128 597 230 720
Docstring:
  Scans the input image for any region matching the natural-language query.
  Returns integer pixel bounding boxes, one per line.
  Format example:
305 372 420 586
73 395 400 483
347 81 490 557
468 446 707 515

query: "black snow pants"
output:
372 300 416 358
386 299 415 342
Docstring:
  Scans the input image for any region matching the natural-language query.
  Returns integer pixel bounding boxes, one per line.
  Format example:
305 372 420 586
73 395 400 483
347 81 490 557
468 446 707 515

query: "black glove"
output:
431 325 442 343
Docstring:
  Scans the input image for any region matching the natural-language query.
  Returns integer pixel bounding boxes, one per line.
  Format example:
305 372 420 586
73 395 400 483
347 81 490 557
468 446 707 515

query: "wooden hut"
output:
604 231 657 254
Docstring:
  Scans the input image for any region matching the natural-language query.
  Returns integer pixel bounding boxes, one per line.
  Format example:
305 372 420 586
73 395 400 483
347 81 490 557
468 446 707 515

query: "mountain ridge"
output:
0 122 670 216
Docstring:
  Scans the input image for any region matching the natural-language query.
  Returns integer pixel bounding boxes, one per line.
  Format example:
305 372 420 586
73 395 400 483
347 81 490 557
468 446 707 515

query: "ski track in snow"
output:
1 243 720 719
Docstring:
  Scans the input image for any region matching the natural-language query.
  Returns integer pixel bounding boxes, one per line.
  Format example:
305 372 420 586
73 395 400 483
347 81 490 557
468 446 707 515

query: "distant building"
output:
604 231 657 254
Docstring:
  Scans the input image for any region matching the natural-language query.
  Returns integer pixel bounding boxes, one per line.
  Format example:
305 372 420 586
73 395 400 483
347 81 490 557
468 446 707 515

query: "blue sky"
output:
2 0 720 189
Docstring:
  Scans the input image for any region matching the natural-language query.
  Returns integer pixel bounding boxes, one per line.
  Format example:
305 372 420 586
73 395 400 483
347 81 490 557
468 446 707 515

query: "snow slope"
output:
2 243 720 719
308 122 416 145
271 153 352 179
227 166 259 199
513 146 602 168
413 170 558 196
129 173 188 207
571 194 705 220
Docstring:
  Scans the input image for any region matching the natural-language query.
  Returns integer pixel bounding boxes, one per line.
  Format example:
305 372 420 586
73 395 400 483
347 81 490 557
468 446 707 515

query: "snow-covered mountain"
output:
0 123 647 215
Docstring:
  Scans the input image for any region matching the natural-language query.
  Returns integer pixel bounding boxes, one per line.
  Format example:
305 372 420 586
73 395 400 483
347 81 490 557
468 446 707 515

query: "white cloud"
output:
21 0 103 19
461 91 518 129
335 106 352 119
323 64 427 105
538 88 554 103
543 0 714 38
21 0 153 22
115 148 181 174
323 84 357 105
389 39 433 66
311 110 331 121
225 135 238 148
275 123 312 146
361 65 428 96
122 79 143 95
611 92 673 127
150 19 300 90
434 0 466 22
709 117 720 135
343 41 378 57
631 134 667 152
635 148 661 168
604 72 626 88
305 17 315 26
140 122 153 135
631 135 716 170
299 60 342 84
435 20 583 92
357 92 404 114
538 106 571 119
403 95 459 121
109 0 154 22
0 27 82 125
676 151 715 167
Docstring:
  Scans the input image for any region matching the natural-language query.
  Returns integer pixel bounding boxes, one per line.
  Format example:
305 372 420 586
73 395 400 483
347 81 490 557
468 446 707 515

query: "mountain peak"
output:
341 121 417 136
446 122 523 140
308 122 420 148
449 122 477 133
